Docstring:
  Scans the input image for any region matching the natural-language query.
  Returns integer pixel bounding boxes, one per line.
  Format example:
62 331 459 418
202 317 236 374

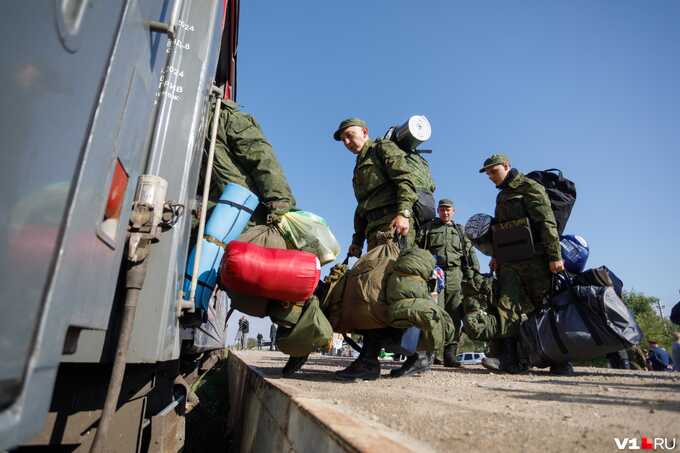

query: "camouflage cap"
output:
479 153 510 173
438 198 454 208
333 117 368 141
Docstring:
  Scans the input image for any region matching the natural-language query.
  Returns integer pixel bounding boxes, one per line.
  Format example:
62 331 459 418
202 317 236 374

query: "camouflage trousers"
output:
438 267 464 344
387 297 456 353
462 256 551 341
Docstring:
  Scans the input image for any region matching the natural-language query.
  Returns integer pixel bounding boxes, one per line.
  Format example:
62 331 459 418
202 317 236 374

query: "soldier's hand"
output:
549 259 565 273
348 243 363 258
391 215 410 237
489 258 497 272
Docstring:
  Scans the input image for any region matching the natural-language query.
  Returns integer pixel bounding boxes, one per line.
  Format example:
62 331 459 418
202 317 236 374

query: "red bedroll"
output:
221 241 320 302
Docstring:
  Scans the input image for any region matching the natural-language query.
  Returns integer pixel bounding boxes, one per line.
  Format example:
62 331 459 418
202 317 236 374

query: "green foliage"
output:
623 290 673 351
246 337 257 349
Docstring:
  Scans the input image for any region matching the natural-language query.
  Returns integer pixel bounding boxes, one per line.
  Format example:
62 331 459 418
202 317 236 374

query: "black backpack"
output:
526 169 576 236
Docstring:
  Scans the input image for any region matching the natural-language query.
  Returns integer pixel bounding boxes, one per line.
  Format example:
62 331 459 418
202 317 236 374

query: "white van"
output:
456 352 486 365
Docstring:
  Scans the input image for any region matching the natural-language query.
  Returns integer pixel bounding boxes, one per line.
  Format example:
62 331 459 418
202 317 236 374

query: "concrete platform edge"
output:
226 352 432 453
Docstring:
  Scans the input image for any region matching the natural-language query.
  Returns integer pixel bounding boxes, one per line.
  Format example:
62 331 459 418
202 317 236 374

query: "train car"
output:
0 0 239 450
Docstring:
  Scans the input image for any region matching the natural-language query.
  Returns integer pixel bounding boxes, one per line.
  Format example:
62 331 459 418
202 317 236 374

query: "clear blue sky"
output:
227 0 680 342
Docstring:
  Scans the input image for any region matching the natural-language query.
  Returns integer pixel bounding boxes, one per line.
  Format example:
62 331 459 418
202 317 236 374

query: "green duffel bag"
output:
276 296 333 357
267 301 304 328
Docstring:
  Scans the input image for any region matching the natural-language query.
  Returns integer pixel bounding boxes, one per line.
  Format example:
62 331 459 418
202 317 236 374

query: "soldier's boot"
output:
390 352 433 378
481 338 528 374
335 337 381 381
281 355 309 377
549 361 575 376
443 343 462 368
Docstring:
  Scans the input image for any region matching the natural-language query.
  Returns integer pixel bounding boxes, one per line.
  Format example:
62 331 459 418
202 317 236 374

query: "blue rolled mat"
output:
183 183 259 310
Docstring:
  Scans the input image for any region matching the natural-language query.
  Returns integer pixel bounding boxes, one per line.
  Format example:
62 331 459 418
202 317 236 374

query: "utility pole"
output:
655 298 670 336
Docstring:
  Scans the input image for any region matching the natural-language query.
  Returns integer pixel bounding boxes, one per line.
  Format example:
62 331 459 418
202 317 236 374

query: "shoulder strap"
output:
454 223 472 267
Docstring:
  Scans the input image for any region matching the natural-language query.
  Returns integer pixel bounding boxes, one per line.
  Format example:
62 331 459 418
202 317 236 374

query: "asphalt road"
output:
239 350 680 453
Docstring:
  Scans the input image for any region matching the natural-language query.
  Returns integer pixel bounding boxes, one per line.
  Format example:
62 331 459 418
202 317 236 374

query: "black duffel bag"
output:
519 285 642 367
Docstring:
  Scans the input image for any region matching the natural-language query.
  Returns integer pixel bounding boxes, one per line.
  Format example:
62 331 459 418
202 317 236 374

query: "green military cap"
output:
438 198 454 208
333 117 368 141
479 153 510 173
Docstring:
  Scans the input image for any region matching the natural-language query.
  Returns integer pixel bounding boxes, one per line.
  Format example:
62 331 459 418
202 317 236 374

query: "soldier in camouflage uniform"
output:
476 154 571 375
418 198 480 367
332 117 435 380
202 98 296 225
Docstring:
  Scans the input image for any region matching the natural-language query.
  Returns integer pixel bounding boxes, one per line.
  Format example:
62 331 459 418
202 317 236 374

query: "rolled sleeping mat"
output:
183 241 224 311
205 182 260 243
221 241 320 303
465 213 494 257
560 234 589 273
183 183 259 311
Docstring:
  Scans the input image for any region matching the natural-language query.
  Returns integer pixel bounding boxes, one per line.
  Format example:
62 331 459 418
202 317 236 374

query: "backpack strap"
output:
454 223 472 269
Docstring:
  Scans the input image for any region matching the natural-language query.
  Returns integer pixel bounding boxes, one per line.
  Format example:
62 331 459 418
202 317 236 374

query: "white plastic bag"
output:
277 210 341 265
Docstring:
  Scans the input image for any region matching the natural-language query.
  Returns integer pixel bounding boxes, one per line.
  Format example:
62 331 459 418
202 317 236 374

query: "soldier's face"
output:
438 206 454 223
340 126 369 154
485 163 510 185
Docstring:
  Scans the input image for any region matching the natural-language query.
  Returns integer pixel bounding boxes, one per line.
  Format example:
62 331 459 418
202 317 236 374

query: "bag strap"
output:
548 309 569 355
544 168 563 177
454 223 472 269
343 334 362 353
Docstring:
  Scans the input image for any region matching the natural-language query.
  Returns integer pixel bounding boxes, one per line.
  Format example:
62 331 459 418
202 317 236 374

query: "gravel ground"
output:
238 350 680 453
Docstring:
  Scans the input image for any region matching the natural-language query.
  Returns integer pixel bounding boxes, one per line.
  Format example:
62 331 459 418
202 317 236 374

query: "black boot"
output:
335 335 381 381
549 361 574 376
443 343 462 368
390 352 433 378
481 338 528 374
281 355 308 377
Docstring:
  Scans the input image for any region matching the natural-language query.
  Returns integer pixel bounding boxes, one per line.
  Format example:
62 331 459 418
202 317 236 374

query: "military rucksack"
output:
382 122 437 227
525 169 576 236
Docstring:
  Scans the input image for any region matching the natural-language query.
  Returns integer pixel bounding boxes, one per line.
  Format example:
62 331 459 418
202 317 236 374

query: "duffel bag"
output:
520 285 642 367
221 241 320 302
277 296 333 357
226 225 289 317
571 265 623 298
337 231 399 332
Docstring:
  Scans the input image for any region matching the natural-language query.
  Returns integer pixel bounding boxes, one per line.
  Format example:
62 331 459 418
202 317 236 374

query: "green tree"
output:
623 290 673 351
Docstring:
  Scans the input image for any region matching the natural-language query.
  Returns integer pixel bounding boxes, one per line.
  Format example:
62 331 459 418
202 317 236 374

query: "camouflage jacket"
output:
495 169 561 262
418 219 480 278
351 138 432 246
202 99 296 210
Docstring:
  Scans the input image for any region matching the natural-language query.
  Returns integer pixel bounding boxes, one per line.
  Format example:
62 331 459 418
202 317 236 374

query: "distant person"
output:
269 323 278 351
647 340 672 371
257 333 263 350
672 333 680 372
237 316 249 350
418 198 480 367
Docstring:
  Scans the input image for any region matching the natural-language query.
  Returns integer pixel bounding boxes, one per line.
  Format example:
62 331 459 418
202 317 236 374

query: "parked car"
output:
456 352 486 365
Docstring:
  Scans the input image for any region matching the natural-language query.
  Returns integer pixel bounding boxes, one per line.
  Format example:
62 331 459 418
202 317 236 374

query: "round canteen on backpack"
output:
465 213 494 256
220 241 320 302
560 234 589 273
